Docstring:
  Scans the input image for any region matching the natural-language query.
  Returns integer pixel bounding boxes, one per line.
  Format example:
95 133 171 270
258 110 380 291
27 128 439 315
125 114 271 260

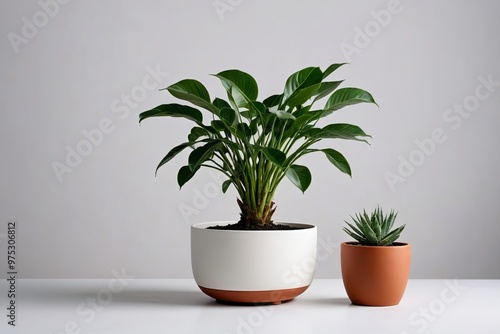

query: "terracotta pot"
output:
340 242 411 306
191 222 317 304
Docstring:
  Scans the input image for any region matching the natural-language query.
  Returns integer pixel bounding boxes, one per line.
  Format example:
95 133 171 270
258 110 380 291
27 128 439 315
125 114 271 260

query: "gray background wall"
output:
1 0 499 279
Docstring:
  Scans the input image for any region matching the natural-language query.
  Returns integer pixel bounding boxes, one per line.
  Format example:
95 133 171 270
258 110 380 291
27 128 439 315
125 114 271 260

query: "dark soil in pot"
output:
207 222 300 230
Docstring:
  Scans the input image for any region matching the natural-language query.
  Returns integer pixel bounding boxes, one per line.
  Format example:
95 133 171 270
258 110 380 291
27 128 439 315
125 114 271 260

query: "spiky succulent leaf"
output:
343 207 405 246
343 227 367 244
344 221 365 240
361 221 378 245
379 225 406 246
371 214 382 240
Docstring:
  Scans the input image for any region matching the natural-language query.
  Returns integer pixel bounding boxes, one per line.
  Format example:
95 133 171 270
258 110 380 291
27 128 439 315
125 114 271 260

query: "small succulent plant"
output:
343 207 405 246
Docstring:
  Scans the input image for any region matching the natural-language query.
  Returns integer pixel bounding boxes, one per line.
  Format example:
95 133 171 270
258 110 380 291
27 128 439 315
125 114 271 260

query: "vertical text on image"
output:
6 221 17 326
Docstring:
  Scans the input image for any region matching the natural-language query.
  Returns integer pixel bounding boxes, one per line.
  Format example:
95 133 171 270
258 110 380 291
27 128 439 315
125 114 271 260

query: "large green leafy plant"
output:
139 63 377 228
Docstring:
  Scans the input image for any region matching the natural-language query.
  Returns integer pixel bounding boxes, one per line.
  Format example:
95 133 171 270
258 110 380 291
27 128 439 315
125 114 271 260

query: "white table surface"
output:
1 279 499 334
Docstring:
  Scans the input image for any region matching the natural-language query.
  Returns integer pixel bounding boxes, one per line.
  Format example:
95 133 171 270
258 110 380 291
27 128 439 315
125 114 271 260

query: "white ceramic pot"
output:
191 221 317 304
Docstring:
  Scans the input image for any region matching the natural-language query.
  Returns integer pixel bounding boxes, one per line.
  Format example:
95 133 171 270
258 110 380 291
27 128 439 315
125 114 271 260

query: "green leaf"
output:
282 111 321 138
322 63 347 79
242 101 267 119
217 138 241 151
249 118 259 135
269 108 296 120
352 214 367 236
372 219 382 240
378 207 388 236
155 142 192 175
304 128 322 138
345 221 365 239
282 67 323 107
379 225 405 246
214 70 258 108
211 120 227 131
263 94 283 108
360 221 378 245
177 165 199 188
285 83 322 108
312 80 344 103
303 148 351 176
385 211 398 235
312 123 371 143
235 123 251 139
291 105 312 118
343 226 367 244
139 104 203 124
188 127 209 142
212 97 231 110
188 140 221 171
262 147 286 167
204 125 218 135
220 107 236 126
321 148 352 177
252 101 267 114
325 87 378 112
165 79 218 114
286 164 312 193
222 179 232 193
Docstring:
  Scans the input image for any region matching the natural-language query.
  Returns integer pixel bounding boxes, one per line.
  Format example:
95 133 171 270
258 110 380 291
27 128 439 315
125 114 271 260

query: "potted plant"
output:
341 207 410 306
139 63 377 304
